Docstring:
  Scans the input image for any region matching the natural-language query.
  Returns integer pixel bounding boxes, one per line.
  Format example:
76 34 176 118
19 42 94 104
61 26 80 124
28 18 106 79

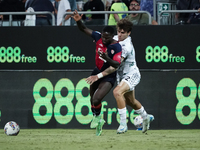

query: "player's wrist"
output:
97 73 103 79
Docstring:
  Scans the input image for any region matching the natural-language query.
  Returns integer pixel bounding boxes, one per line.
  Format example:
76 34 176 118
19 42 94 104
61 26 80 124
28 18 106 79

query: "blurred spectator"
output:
25 0 55 26
106 0 129 11
108 0 128 25
50 0 58 14
83 0 105 25
49 0 59 24
188 3 200 24
56 0 71 26
68 0 77 25
126 0 157 25
54 0 77 25
76 0 84 11
140 0 153 17
176 0 200 24
24 6 36 26
105 0 113 10
122 0 130 8
0 0 26 23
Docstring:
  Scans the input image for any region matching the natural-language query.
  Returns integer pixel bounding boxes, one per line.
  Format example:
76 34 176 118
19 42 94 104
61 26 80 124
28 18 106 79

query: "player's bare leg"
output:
124 90 141 110
113 81 129 134
125 90 154 133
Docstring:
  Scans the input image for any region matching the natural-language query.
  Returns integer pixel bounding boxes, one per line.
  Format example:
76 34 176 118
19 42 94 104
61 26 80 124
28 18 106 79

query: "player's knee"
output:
113 87 121 98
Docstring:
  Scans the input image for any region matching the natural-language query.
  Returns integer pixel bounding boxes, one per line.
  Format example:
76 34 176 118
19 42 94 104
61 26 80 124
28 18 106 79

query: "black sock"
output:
91 103 102 116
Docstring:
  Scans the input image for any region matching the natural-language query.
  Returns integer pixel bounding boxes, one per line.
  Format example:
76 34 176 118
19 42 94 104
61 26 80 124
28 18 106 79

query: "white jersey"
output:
113 35 140 91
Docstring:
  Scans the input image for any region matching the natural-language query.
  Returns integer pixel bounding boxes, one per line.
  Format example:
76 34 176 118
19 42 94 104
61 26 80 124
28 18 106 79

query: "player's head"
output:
129 0 140 12
101 26 115 45
116 18 133 41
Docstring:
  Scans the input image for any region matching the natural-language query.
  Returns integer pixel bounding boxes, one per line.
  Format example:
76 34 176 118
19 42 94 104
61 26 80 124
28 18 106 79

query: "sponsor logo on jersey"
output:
99 44 103 47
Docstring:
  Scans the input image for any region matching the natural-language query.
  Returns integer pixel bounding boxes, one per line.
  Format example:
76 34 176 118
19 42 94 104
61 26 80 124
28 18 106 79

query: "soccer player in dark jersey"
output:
72 10 122 136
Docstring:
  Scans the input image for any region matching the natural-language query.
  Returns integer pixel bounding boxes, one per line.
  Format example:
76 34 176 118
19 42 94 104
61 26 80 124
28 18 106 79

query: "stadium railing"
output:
158 10 200 25
1 10 199 26
62 11 152 25
0 11 55 26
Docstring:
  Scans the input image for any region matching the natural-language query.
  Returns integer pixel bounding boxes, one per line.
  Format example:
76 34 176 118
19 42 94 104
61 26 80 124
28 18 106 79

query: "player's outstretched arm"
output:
71 10 92 36
86 66 117 85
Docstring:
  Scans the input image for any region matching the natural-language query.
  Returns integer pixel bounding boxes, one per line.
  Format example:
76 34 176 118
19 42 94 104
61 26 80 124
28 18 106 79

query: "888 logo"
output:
176 78 200 125
196 46 200 62
47 46 85 63
0 47 21 63
145 46 185 63
32 78 138 126
32 78 91 125
0 46 36 63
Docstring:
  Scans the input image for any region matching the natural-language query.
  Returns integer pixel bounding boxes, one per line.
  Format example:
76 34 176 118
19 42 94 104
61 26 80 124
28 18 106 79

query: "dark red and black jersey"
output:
91 31 122 71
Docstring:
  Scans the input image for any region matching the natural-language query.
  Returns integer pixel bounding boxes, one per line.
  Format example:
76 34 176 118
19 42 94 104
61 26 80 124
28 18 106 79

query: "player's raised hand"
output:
71 10 83 22
98 51 109 61
85 75 99 85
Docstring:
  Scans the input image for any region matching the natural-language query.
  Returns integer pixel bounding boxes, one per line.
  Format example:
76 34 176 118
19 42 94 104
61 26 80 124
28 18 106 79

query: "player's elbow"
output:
114 62 120 68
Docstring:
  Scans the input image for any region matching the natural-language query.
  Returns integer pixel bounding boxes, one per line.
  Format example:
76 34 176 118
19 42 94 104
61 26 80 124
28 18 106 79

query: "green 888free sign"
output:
32 78 92 125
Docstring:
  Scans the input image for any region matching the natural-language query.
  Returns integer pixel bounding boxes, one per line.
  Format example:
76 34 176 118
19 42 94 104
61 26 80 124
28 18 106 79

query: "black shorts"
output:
91 67 116 87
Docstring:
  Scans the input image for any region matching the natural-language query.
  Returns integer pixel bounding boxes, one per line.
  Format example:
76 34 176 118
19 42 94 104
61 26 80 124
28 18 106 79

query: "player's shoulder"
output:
93 31 101 35
120 37 133 48
111 42 122 52
92 31 102 40
113 42 121 48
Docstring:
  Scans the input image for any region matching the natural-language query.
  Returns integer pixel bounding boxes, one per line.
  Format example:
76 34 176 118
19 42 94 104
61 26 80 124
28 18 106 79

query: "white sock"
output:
118 107 127 125
134 106 148 120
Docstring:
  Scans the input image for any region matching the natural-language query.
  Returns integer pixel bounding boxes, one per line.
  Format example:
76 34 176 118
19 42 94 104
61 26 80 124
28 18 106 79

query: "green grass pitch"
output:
1 129 200 150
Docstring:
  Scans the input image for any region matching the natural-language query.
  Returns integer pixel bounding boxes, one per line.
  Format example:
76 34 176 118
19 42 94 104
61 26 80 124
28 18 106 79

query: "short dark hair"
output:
130 0 140 5
116 18 133 33
102 26 115 35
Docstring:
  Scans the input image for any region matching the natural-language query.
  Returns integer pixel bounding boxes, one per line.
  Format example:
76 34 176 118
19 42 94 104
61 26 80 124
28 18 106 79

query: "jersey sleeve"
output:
91 31 101 42
113 44 122 64
113 51 122 64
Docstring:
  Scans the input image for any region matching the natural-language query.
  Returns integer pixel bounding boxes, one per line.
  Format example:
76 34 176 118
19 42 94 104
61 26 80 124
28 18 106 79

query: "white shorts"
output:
117 71 141 91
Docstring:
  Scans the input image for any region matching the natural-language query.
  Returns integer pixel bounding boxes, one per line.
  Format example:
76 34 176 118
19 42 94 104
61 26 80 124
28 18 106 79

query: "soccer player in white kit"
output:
86 18 154 134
